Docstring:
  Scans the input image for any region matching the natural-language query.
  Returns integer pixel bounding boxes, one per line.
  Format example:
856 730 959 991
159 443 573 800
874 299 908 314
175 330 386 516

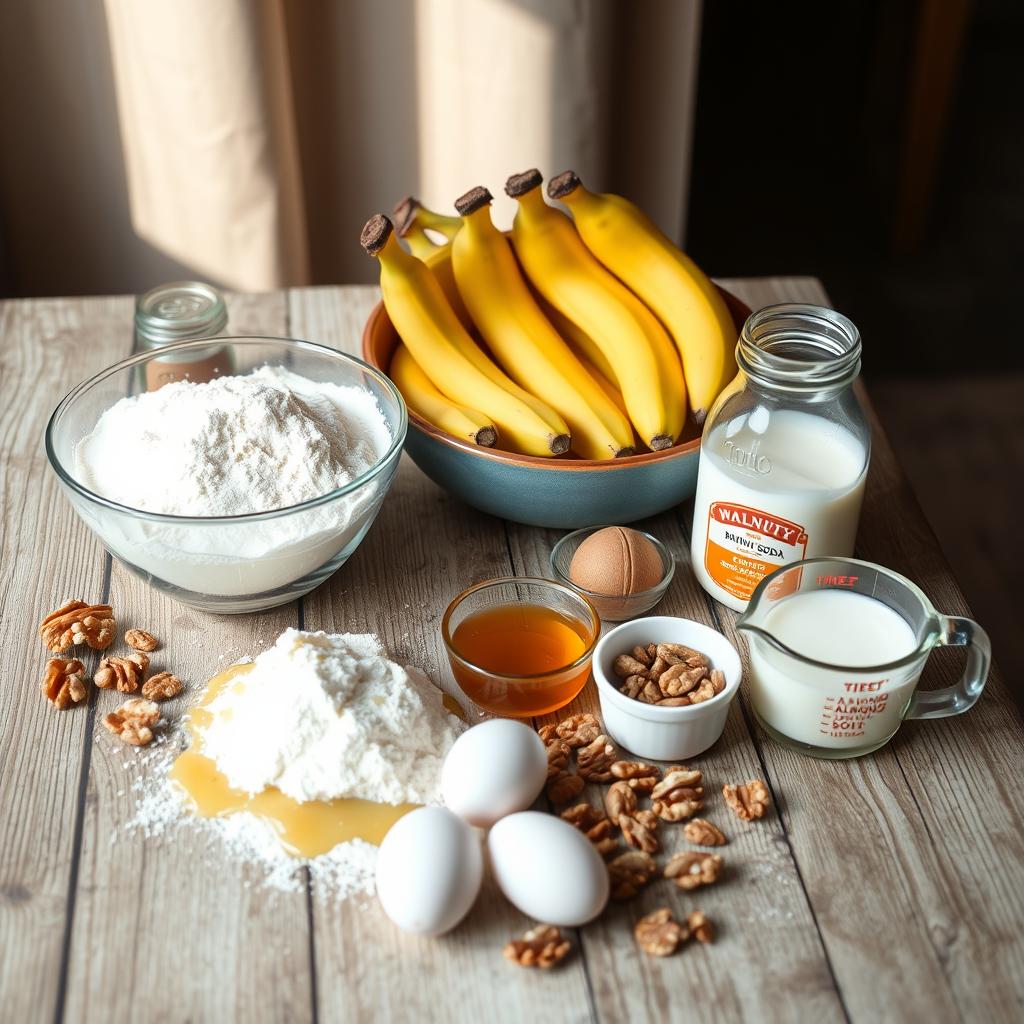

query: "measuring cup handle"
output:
905 615 991 720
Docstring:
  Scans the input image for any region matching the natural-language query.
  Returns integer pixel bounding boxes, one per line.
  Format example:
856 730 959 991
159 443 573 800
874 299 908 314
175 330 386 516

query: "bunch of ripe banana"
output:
360 169 737 460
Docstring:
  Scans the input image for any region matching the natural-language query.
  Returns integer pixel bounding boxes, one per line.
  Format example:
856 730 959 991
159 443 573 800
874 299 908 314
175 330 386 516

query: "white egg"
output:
488 811 610 926
441 719 548 828
375 807 483 936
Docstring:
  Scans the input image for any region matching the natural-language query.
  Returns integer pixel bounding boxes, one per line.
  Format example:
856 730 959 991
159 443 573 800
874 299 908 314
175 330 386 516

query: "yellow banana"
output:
549 170 736 425
393 196 462 243
389 342 497 447
451 187 635 461
506 169 686 451
361 214 570 457
532 290 619 385
392 200 473 331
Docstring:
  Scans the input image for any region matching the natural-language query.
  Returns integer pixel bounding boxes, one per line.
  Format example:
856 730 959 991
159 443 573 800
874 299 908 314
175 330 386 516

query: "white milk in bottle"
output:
691 305 870 611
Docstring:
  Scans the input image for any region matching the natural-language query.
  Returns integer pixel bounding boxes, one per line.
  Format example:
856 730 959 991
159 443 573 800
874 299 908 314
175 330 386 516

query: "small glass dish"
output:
549 527 675 622
441 577 600 718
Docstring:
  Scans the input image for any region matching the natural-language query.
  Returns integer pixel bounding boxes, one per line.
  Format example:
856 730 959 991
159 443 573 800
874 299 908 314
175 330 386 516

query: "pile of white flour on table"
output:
72 366 393 597
126 629 465 898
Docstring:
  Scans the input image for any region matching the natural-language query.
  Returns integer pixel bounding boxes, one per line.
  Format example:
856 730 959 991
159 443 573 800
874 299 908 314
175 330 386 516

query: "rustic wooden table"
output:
2 279 1021 1024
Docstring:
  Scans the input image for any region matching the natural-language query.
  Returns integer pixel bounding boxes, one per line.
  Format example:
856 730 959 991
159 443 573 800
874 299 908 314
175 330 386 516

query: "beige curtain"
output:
0 0 702 296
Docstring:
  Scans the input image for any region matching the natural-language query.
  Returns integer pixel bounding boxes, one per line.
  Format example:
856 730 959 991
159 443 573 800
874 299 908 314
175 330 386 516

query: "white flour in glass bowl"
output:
73 366 392 596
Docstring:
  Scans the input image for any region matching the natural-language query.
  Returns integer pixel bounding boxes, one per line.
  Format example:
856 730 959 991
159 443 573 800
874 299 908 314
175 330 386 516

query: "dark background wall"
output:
688 0 1023 378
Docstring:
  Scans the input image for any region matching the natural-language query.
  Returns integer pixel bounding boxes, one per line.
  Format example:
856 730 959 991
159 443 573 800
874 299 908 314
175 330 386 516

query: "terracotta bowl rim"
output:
361 285 750 473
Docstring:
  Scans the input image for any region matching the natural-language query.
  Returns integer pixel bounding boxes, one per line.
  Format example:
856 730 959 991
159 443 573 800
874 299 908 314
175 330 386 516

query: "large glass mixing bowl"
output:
45 337 407 613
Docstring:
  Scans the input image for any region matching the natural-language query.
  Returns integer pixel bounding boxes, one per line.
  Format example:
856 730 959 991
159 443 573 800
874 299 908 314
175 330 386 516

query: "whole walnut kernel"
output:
723 780 771 821
141 671 183 701
39 600 116 653
634 908 685 957
604 781 638 821
503 925 571 969
124 628 158 653
610 761 660 792
576 734 617 782
664 851 723 891
103 698 160 746
41 658 88 709
607 850 657 900
561 803 613 844
553 712 601 749
620 813 659 854
651 767 704 822
683 818 727 847
94 653 149 693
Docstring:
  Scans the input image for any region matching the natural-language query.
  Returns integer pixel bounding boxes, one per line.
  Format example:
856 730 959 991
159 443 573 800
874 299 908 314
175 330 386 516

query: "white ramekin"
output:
593 616 742 761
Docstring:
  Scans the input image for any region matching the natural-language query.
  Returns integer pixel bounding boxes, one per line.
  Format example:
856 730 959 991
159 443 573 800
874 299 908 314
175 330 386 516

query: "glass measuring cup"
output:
737 557 990 759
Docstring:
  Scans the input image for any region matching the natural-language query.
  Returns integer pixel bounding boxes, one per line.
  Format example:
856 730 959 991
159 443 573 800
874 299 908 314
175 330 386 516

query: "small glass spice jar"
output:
690 303 871 612
135 281 230 390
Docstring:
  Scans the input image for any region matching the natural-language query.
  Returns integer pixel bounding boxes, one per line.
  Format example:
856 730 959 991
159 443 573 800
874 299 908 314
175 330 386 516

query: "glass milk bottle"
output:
690 304 870 612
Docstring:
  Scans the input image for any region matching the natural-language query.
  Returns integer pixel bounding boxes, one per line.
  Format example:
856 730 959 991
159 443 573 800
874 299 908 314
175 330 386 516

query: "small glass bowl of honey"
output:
441 577 600 718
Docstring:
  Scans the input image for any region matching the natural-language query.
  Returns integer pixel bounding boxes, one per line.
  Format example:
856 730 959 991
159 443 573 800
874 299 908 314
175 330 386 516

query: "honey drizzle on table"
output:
170 663 420 859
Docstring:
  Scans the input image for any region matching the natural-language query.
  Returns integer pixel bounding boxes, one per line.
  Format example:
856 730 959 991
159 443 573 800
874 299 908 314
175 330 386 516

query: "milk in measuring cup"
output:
691 408 868 611
748 588 920 750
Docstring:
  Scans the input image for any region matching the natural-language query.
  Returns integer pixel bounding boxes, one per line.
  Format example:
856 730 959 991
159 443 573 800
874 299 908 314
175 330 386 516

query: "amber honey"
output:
170 663 417 858
448 603 595 717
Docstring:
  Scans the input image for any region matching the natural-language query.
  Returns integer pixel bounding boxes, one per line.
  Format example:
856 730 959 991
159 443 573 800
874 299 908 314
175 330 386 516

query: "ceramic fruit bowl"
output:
362 286 750 528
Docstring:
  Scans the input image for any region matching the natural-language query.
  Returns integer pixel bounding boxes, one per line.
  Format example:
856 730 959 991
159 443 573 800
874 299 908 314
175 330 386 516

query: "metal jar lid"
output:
135 281 228 346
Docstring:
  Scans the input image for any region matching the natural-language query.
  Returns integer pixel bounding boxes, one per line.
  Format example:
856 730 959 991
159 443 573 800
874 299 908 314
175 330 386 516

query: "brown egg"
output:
568 527 664 596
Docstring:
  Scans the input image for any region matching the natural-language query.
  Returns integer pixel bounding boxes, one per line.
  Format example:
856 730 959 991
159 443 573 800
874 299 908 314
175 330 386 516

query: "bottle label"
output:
703 502 808 603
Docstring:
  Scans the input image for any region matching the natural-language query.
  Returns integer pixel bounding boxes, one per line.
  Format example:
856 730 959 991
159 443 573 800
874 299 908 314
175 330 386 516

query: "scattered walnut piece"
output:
503 925 571 969
607 850 657 900
94 652 149 693
545 738 571 776
553 712 601 749
39 600 115 653
547 771 584 805
537 723 558 745
594 837 620 859
577 733 617 782
687 910 714 944
124 628 158 653
610 761 660 792
604 781 638 821
612 653 650 678
723 780 771 821
631 645 653 667
561 803 614 843
41 658 88 709
620 813 660 854
651 767 704 821
620 675 646 700
683 818 727 847
141 671 183 701
103 698 160 746
664 851 723 891
688 678 716 704
634 908 685 957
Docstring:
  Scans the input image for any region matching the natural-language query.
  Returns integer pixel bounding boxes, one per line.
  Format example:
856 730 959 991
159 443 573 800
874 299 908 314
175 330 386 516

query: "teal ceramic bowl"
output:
362 287 750 528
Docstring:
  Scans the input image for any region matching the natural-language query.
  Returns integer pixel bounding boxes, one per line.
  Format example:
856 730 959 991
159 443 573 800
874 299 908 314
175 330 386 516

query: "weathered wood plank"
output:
0 296 133 1022
61 292 313 1023
289 286 595 1023
712 277 1024 1022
